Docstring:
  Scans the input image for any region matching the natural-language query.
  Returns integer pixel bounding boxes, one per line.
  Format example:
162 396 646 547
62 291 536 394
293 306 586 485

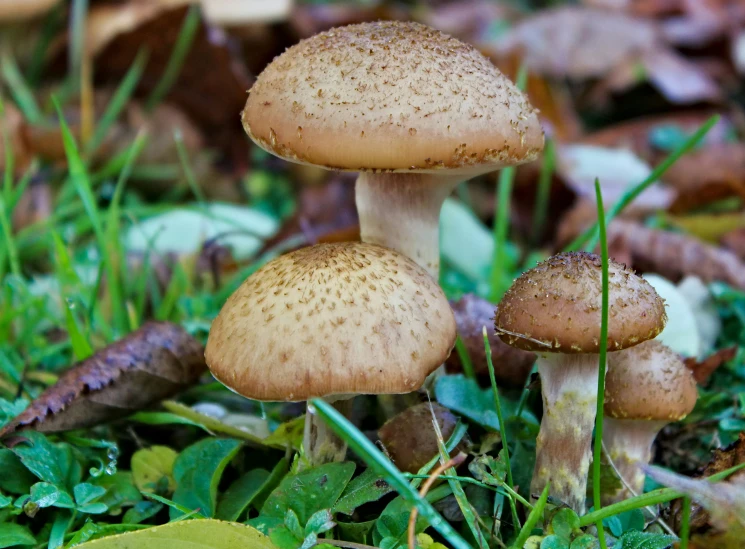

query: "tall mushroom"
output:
241 20 543 278
205 242 456 465
603 340 698 503
494 252 666 513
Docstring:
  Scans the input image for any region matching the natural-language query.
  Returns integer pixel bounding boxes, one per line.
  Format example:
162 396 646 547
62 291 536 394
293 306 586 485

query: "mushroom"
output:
0 0 60 22
205 242 456 465
241 20 543 278
494 251 666 513
603 340 698 503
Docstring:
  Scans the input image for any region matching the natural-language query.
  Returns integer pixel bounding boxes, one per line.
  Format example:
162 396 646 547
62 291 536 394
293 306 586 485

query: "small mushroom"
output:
603 340 698 503
494 251 666 513
378 402 461 474
241 20 543 278
205 242 456 465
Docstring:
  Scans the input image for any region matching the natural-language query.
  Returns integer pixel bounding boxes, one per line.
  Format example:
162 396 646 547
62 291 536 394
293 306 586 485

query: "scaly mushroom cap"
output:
205 242 456 401
605 340 698 421
242 20 543 174
494 252 666 353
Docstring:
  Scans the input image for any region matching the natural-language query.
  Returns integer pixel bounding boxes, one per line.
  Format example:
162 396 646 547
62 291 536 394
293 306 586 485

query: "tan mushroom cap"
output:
205 242 456 401
242 20 543 174
0 0 60 22
494 252 666 353
605 340 698 421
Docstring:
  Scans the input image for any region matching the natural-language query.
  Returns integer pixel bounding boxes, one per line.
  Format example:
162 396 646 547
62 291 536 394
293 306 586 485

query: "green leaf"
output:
284 509 303 539
336 520 375 544
616 531 675 549
469 453 507 486
216 469 270 522
12 432 81 490
333 468 392 516
264 416 305 450
75 483 107 506
261 462 355 525
171 438 242 518
71 519 278 549
551 508 580 540
0 523 35 548
570 535 599 549
131 446 178 494
0 450 36 494
602 509 645 537
28 482 74 509
89 472 142 514
541 536 570 549
304 509 335 536
122 501 163 525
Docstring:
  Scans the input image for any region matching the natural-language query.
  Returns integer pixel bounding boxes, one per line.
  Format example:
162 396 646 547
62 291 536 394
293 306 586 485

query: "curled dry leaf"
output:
607 220 745 290
0 322 206 437
445 294 535 388
684 346 738 385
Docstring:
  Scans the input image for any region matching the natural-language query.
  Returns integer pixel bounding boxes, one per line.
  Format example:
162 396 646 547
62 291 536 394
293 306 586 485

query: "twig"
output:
408 453 467 549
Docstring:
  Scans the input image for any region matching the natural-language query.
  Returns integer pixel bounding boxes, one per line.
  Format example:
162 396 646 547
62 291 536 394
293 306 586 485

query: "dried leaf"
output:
445 294 535 388
640 49 722 105
496 6 657 79
647 462 745 545
721 227 745 260
666 213 745 243
607 220 745 290
684 347 738 385
556 144 674 208
0 102 30 174
0 322 206 436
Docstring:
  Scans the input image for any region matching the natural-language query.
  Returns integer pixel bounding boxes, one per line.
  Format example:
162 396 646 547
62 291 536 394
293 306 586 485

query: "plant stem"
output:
483 327 521 531
593 178 610 549
679 496 691 549
454 335 475 379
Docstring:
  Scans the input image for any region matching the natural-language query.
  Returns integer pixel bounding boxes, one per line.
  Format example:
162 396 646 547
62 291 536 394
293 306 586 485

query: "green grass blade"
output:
531 138 554 247
85 49 149 158
1 52 43 124
412 421 468 490
679 496 691 549
145 5 201 111
454 335 476 379
511 483 549 548
310 398 472 549
174 128 206 204
67 0 89 93
484 327 521 531
27 4 62 87
1 96 15 201
489 167 516 302
54 96 125 333
564 115 719 252
0 194 21 278
592 179 610 549
105 131 148 332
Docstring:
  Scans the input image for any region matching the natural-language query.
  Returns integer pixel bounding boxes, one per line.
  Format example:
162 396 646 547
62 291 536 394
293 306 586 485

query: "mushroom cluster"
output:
495 251 667 513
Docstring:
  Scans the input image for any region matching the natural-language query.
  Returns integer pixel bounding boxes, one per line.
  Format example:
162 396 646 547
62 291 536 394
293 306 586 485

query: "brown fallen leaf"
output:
640 48 722 105
0 0 60 22
607 220 745 290
445 294 535 388
0 322 206 437
496 6 658 80
684 346 738 385
11 179 52 232
721 227 745 260
0 102 30 174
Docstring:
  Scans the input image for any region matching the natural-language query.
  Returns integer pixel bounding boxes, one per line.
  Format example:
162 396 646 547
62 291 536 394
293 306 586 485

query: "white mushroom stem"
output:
303 398 353 466
355 172 461 279
531 353 602 515
602 417 667 504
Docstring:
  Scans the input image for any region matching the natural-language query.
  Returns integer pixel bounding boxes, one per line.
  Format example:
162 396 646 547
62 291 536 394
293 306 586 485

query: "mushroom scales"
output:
494 251 666 514
205 242 456 464
241 20 543 277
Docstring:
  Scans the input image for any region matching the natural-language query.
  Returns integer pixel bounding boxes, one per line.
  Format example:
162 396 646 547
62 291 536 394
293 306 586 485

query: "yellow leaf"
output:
666 213 745 243
75 519 278 549
131 446 177 493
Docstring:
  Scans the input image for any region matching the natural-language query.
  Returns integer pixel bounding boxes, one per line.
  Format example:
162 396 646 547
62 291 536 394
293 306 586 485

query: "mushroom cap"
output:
0 0 60 22
205 242 456 401
604 340 698 421
242 20 543 175
494 251 666 353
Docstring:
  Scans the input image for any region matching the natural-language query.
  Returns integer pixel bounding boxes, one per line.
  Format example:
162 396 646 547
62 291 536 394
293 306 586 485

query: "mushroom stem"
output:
602 417 666 504
355 172 460 278
304 398 352 466
531 353 602 514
